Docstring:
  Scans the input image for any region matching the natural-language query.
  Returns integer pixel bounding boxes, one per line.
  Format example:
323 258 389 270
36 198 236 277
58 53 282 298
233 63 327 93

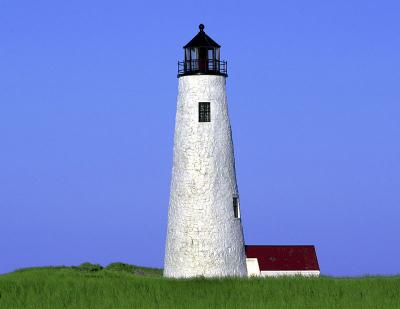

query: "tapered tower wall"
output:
164 75 247 278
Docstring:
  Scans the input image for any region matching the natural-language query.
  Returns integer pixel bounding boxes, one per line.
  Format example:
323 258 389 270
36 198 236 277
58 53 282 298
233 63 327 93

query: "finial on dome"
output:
199 24 205 32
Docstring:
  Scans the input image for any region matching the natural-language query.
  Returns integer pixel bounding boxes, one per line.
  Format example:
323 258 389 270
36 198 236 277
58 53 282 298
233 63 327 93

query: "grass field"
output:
0 263 399 308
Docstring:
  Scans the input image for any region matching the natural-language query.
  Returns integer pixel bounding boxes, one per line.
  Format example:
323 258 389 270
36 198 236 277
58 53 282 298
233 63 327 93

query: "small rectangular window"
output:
207 49 214 60
233 196 240 219
199 102 210 122
191 48 199 70
207 49 215 70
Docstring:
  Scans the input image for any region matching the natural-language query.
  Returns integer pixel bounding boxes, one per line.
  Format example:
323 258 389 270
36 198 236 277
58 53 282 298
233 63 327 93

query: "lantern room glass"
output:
184 47 220 73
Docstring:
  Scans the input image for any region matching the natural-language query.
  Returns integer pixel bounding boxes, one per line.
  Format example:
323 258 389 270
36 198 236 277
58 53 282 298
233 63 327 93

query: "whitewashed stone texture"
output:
164 75 247 278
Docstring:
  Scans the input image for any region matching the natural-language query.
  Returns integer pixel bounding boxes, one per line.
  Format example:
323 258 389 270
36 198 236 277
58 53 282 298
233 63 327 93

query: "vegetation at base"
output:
0 264 399 309
74 262 103 272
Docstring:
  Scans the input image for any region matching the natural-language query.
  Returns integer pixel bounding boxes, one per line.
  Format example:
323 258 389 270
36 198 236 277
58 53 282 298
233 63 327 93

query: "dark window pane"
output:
199 102 210 122
233 197 239 218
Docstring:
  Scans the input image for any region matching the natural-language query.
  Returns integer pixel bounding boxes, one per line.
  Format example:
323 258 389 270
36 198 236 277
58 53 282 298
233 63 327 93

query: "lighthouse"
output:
164 24 247 278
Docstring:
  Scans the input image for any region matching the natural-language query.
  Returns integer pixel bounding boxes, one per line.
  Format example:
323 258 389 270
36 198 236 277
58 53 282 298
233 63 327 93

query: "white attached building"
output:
246 245 320 277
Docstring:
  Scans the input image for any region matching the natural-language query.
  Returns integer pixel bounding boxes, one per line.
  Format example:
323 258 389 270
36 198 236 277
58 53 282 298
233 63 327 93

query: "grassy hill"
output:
0 263 399 308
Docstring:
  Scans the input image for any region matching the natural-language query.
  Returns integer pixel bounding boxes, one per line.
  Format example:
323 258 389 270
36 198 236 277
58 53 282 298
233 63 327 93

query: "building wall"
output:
260 270 320 277
246 258 320 277
246 258 261 277
164 75 247 278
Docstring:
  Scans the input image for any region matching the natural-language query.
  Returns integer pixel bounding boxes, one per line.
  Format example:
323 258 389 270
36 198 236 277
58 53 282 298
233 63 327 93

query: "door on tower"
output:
199 47 207 72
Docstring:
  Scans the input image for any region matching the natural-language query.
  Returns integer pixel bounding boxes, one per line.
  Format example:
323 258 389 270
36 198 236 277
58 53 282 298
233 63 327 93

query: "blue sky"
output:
1 0 399 276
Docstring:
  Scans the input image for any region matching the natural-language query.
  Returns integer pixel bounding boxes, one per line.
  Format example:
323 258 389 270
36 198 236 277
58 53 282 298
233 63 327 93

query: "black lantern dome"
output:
178 24 227 77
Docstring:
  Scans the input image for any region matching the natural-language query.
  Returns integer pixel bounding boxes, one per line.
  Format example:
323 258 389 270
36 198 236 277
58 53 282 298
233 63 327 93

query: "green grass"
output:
0 263 399 308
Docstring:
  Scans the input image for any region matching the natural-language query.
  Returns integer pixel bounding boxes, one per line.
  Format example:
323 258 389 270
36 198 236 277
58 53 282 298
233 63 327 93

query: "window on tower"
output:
199 102 210 122
207 49 215 70
233 196 240 219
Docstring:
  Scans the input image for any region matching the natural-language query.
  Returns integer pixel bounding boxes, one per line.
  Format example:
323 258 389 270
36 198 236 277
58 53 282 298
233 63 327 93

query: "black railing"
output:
178 59 227 77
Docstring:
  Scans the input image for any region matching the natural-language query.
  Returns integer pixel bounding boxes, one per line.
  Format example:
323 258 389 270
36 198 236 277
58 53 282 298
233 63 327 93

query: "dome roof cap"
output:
183 24 221 48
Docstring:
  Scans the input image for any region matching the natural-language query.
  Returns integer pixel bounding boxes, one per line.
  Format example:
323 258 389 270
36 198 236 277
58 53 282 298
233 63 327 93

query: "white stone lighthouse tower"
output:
164 24 247 278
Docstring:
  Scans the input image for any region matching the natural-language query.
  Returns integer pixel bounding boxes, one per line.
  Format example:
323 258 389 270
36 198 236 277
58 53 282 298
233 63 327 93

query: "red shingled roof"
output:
245 245 320 271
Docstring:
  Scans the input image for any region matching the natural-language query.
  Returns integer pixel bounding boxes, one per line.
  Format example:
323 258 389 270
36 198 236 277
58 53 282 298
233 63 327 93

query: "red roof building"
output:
245 245 320 277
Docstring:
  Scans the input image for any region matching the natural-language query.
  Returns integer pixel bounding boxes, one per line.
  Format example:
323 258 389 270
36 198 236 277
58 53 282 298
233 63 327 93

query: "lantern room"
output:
178 24 227 77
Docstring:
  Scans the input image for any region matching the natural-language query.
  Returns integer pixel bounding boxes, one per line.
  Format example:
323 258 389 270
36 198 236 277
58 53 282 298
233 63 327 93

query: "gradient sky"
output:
1 0 399 276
